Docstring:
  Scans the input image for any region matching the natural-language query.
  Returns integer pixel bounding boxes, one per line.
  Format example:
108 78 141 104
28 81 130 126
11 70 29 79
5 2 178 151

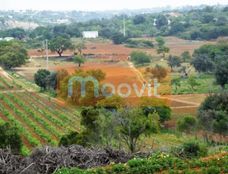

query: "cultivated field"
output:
0 73 80 151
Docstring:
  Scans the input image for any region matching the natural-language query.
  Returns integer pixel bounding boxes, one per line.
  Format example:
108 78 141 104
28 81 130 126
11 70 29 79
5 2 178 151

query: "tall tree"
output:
117 108 159 152
215 60 228 88
0 122 22 154
0 41 28 69
168 55 181 71
49 36 73 57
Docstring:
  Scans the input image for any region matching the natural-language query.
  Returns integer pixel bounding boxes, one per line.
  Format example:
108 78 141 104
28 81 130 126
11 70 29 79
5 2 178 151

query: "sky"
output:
1 0 228 11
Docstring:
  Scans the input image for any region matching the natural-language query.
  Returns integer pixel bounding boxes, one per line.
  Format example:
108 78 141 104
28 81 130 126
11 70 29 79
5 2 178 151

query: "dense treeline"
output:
0 6 227 46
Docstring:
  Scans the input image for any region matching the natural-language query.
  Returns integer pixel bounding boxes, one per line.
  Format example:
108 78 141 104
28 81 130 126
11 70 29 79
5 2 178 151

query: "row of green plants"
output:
0 76 15 89
16 92 66 131
0 93 57 145
7 93 61 140
26 92 81 130
24 92 76 129
0 101 40 147
55 151 228 174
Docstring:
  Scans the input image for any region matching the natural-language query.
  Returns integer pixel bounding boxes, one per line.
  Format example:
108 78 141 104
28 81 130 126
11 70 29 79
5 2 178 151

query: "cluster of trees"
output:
0 122 22 154
191 42 228 88
0 41 28 69
34 69 57 91
198 92 228 140
1 6 227 49
58 69 106 106
59 97 171 153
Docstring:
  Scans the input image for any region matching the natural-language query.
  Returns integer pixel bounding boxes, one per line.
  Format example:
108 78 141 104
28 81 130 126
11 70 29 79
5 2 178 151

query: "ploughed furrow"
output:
14 92 65 133
4 93 59 145
26 92 80 131
32 92 80 120
0 94 43 147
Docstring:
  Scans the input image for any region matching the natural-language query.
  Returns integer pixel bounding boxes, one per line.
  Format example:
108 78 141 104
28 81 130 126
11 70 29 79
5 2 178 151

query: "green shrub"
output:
182 141 208 158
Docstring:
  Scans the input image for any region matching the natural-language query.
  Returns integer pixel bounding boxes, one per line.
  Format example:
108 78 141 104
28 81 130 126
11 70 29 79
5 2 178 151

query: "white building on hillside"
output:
4 37 14 41
82 31 98 39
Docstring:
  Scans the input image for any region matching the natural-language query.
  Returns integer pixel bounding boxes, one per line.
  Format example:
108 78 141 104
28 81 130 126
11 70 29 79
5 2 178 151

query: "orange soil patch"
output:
201 152 228 162
53 62 145 98
28 37 214 58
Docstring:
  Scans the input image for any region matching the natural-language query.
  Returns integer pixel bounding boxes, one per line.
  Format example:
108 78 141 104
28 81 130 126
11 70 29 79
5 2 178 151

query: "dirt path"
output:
126 61 202 108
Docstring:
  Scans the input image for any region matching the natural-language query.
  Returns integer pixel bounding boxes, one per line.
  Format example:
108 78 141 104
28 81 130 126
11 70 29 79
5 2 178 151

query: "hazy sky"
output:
1 0 228 11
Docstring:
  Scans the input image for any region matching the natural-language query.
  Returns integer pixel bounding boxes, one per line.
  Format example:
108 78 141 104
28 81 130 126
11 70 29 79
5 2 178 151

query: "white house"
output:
4 37 14 41
82 31 98 39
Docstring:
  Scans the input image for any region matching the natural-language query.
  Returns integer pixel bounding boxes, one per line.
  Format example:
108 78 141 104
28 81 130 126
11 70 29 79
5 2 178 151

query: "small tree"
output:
34 69 51 90
177 116 197 134
96 95 126 110
0 122 22 154
139 97 171 124
171 78 181 93
130 51 151 65
73 55 85 67
215 60 228 88
49 36 73 57
156 37 170 58
0 41 28 69
198 92 228 139
181 51 191 62
59 131 79 147
111 32 126 44
74 41 86 55
147 65 167 81
187 76 200 92
168 55 181 71
117 108 159 153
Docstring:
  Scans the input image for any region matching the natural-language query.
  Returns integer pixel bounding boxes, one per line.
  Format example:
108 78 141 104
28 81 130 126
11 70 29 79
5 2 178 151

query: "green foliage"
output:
117 108 159 152
96 95 125 110
133 15 146 25
56 151 228 174
49 36 73 56
181 141 208 158
111 32 127 44
59 131 79 147
125 39 154 48
146 65 167 81
34 69 51 90
130 51 151 65
177 116 197 134
0 41 28 69
215 60 228 88
156 15 168 29
171 78 181 93
171 74 220 94
156 37 170 58
187 76 200 92
0 122 23 154
168 55 181 71
0 28 26 40
191 43 228 73
181 51 191 62
139 97 171 123
73 55 85 67
198 92 228 136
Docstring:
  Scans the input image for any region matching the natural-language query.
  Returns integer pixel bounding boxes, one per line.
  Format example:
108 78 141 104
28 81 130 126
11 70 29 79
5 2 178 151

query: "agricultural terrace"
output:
0 72 80 153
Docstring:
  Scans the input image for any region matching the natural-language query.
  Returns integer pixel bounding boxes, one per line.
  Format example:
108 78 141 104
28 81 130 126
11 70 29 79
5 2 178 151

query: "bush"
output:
125 39 154 48
0 122 23 154
182 142 208 158
130 51 151 65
